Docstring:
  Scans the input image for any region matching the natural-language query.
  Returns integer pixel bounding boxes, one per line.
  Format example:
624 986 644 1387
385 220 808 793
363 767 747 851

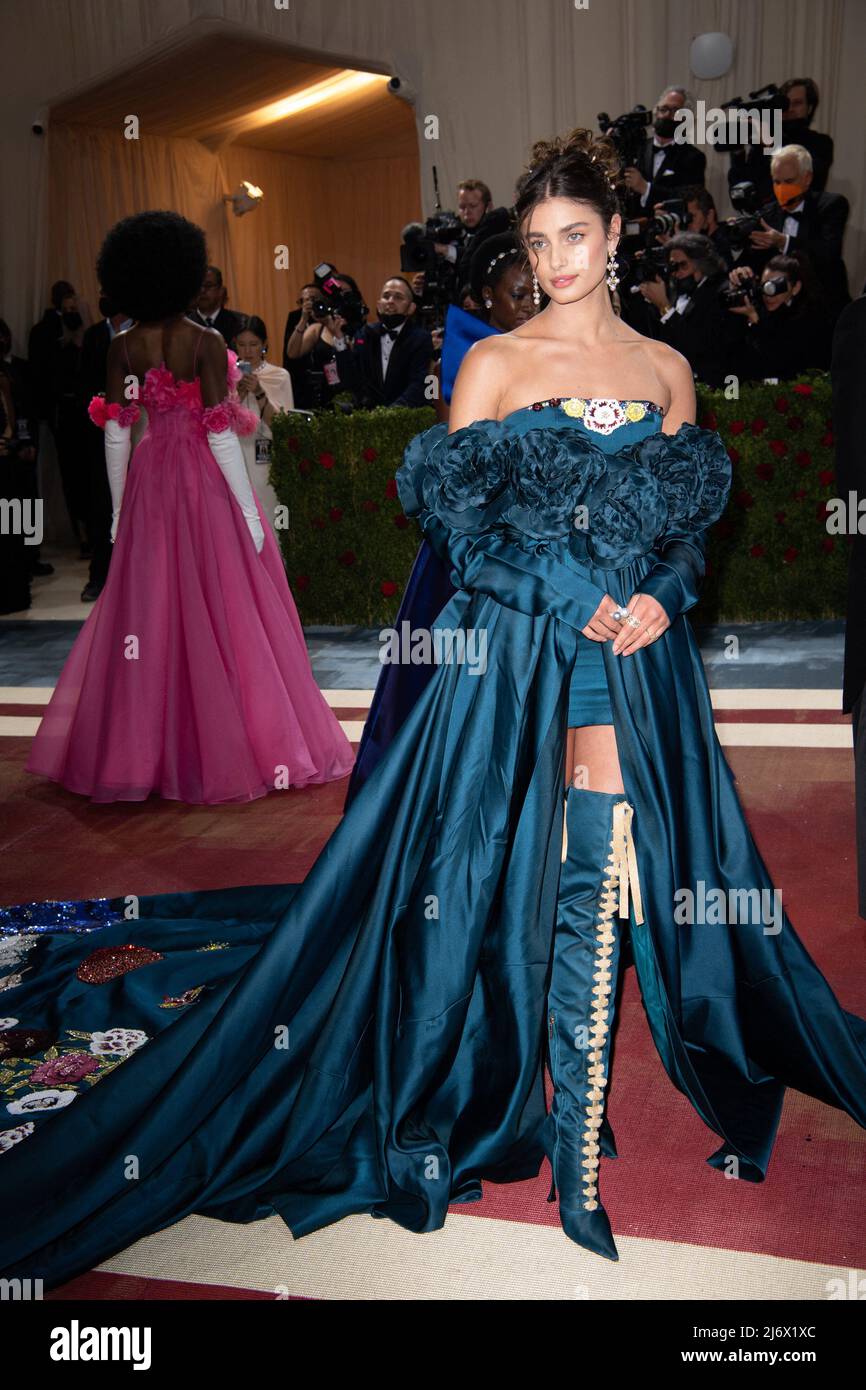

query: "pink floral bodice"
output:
88 349 258 438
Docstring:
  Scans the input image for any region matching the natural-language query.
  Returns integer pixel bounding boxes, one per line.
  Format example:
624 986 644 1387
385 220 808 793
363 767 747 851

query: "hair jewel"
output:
485 248 518 279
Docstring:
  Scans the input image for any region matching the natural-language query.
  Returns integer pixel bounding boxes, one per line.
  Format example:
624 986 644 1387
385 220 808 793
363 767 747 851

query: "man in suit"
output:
333 276 433 409
190 266 245 343
622 86 706 217
638 233 734 388
746 145 849 319
728 77 835 203
831 295 866 919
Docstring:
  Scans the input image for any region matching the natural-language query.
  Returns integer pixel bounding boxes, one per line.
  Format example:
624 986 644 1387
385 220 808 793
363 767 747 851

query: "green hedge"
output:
694 373 847 622
270 375 847 626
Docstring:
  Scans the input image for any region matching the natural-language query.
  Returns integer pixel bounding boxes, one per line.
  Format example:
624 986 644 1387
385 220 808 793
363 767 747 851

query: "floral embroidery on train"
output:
0 1025 152 1137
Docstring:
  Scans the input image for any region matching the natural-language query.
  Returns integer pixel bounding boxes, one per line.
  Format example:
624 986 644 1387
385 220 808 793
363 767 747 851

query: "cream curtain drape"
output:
46 124 420 354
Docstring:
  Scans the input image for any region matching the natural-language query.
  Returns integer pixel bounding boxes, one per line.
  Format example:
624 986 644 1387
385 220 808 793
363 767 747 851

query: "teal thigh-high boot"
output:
542 785 645 1262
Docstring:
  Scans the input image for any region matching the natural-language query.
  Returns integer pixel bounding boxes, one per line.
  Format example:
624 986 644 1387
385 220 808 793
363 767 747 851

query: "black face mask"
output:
379 312 407 331
61 310 82 331
654 115 677 139
782 115 811 135
670 272 698 296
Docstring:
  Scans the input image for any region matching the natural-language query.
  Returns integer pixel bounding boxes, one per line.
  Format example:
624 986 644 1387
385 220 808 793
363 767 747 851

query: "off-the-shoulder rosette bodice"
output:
87 349 258 438
396 404 731 570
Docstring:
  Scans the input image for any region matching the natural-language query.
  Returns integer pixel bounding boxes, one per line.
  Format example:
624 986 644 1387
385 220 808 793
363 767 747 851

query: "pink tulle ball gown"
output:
26 351 354 803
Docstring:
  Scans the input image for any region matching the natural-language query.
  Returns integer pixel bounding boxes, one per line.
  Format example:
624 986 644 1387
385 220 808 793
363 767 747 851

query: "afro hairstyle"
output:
96 210 208 323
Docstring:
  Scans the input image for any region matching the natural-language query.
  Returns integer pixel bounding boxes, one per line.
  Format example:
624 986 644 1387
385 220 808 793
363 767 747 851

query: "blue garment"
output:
3 400 866 1289
440 304 498 404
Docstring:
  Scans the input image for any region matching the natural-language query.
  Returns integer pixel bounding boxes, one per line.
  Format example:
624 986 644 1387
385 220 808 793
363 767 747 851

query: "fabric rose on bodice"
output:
500 428 606 540
624 423 731 532
584 461 668 566
398 422 512 532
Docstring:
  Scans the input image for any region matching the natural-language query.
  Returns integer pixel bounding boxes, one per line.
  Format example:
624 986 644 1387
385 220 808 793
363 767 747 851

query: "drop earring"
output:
606 251 620 292
532 272 541 307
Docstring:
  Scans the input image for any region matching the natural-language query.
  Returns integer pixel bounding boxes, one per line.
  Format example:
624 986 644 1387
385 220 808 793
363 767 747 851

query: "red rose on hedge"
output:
329 507 343 522
393 514 409 529
734 489 754 508
299 457 312 475
819 468 835 486
380 580 398 596
362 446 378 462
816 501 830 520
750 544 766 558
311 515 326 530
820 431 834 447
385 479 398 499
727 445 740 465
783 546 799 563
319 451 335 470
821 536 835 553
703 410 718 429
338 550 356 567
756 461 774 480
793 487 806 500
768 439 787 457
795 450 812 469
750 417 767 435
792 383 813 396
295 574 309 590
287 435 300 452
729 420 746 435
362 499 379 513
774 396 789 413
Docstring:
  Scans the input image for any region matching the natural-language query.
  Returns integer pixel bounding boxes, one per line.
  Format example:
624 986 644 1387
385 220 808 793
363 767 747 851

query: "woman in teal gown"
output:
2 132 866 1285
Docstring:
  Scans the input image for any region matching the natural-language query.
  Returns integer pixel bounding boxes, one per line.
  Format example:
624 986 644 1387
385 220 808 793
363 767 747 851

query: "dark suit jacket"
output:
653 273 736 388
80 320 112 400
755 191 850 317
831 296 866 711
626 137 706 216
728 125 835 202
336 321 433 408
189 308 245 345
455 206 514 293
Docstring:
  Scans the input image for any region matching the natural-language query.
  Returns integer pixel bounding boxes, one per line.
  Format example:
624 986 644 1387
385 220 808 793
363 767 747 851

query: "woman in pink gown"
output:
27 211 354 803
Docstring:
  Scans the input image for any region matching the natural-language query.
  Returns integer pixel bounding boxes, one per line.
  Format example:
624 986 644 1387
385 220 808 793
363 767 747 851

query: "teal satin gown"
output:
2 397 866 1288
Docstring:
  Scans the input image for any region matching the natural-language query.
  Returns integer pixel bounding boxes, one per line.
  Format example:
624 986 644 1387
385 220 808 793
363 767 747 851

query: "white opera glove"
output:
105 418 132 544
206 427 265 553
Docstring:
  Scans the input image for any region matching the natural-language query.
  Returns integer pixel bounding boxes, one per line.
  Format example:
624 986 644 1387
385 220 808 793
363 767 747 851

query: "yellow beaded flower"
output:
625 401 647 422
561 397 586 418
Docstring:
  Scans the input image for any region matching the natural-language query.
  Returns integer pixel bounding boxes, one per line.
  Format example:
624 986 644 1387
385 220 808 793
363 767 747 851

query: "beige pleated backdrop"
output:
44 124 421 348
2 0 865 348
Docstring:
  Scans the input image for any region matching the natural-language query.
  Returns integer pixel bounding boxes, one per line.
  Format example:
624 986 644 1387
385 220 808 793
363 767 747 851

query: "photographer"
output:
639 232 733 387
746 144 849 320
729 78 834 201
285 271 364 409
726 255 832 381
622 87 706 216
676 186 736 269
333 275 433 409
410 180 512 311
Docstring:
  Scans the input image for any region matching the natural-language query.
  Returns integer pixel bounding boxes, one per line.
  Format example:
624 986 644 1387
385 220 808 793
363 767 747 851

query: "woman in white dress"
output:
232 316 294 541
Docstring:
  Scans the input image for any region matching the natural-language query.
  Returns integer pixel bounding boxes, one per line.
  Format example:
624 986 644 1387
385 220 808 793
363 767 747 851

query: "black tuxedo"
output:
652 272 735 388
728 125 834 202
455 206 514 294
336 321 433 409
626 136 706 216
752 191 850 317
189 307 245 345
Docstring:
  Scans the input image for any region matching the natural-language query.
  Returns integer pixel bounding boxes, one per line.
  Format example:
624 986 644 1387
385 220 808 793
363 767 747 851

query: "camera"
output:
714 84 789 153
724 181 766 248
630 244 671 286
400 216 462 326
310 262 368 333
646 198 690 239
719 277 761 309
597 107 652 168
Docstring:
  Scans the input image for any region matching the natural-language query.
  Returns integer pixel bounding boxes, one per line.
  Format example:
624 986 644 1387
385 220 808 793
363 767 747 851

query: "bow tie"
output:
381 326 401 340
